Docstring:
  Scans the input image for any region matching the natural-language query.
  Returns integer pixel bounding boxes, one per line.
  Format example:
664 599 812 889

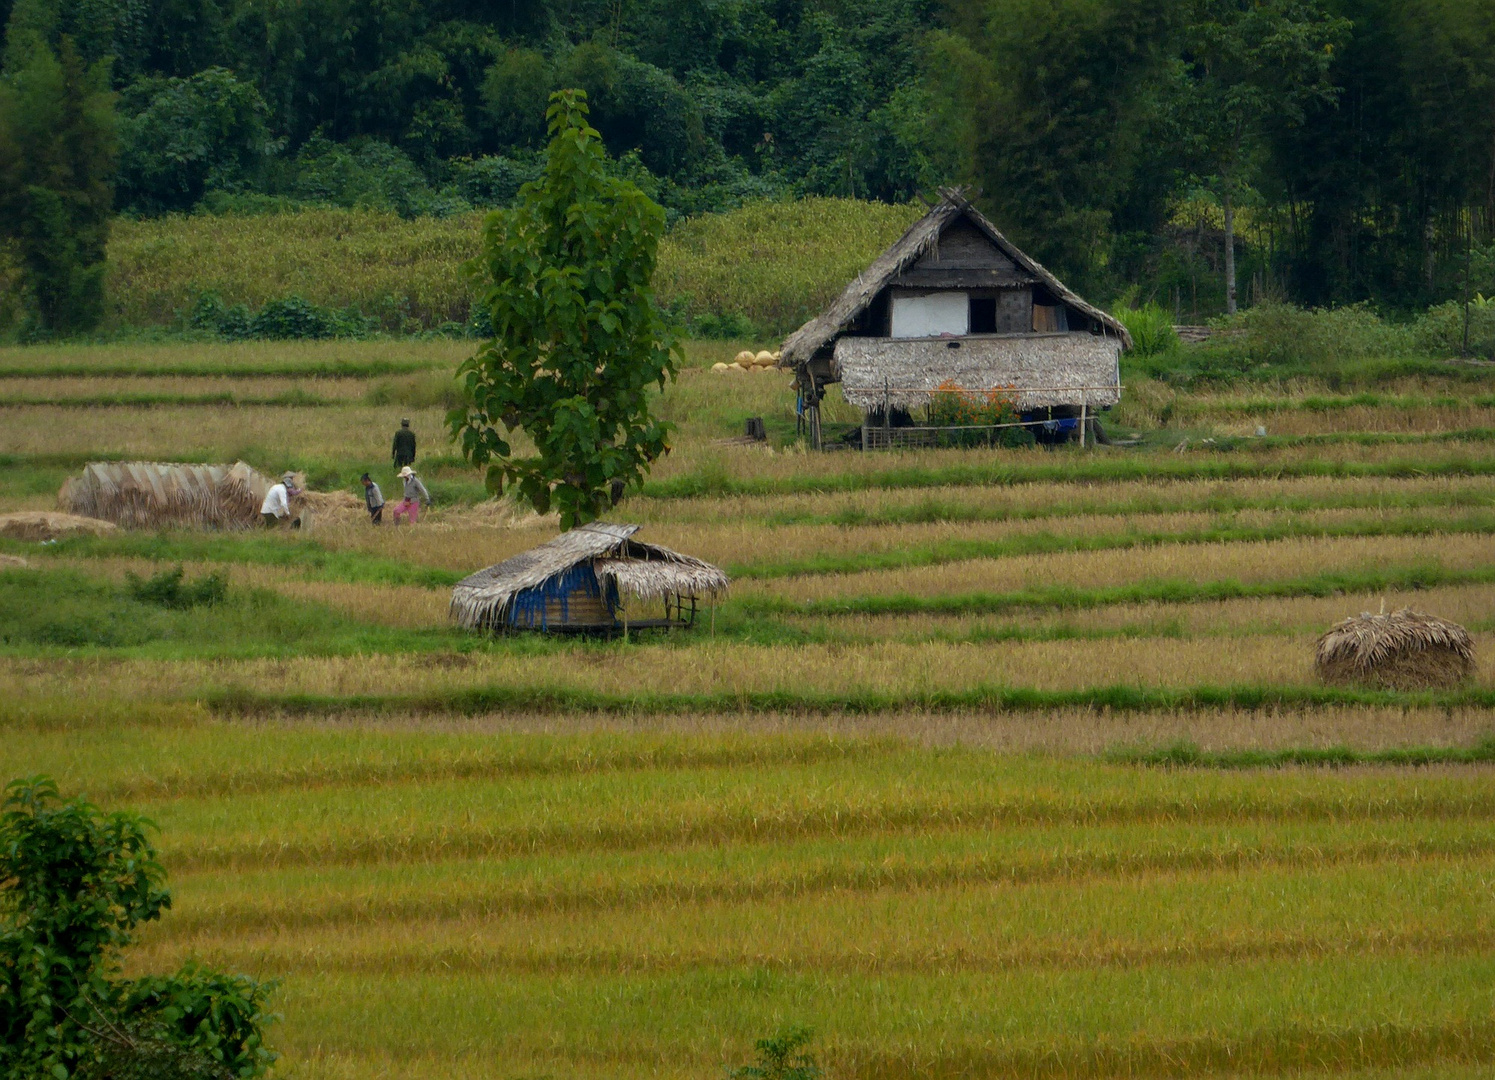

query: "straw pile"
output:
1315 608 1476 690
0 511 117 542
58 461 270 530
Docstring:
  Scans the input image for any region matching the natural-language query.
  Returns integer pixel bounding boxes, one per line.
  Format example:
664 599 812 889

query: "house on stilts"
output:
450 523 728 635
780 188 1133 449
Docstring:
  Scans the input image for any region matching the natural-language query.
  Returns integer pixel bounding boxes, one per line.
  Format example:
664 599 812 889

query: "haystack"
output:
0 511 117 542
1315 608 1476 690
59 461 270 530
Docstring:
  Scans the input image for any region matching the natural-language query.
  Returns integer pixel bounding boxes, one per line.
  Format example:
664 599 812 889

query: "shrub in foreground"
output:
0 776 278 1080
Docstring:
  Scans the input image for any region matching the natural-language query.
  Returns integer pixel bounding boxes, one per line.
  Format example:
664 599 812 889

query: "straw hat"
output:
398 466 414 478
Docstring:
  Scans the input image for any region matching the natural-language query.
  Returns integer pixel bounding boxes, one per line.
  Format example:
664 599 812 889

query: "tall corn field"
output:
105 199 923 334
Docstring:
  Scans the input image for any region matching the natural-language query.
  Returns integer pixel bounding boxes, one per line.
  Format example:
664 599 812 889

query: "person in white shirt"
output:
260 472 297 528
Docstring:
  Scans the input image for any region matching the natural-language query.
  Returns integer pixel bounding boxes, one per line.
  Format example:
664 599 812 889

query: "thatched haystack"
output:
1315 608 1476 690
0 511 117 542
451 522 728 633
59 461 270 530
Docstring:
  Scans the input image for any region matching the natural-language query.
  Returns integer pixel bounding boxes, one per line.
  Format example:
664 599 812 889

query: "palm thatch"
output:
1315 608 1476 690
451 522 728 632
780 188 1132 369
58 461 270 530
836 335 1121 411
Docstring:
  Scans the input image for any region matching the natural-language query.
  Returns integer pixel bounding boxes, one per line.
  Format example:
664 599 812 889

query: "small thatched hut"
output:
1315 608 1476 690
450 523 728 634
780 187 1132 449
59 461 271 530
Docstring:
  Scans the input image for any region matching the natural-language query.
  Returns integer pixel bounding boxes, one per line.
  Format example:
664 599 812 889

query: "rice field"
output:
3 338 1495 1080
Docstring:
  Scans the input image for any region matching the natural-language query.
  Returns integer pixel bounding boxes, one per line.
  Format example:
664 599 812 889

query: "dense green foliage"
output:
0 776 277 1079
3 0 1495 332
454 91 677 528
0 30 115 334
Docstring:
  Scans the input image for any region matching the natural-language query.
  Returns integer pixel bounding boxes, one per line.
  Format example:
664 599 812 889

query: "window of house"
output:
968 297 997 334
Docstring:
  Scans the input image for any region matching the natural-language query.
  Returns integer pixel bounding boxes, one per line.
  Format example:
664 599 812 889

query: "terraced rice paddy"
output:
2 339 1494 1079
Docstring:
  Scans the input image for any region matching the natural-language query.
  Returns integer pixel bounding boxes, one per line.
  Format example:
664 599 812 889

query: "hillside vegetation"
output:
105 199 921 335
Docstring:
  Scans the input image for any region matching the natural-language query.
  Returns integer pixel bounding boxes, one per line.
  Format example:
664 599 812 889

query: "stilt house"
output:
450 523 728 634
779 189 1132 448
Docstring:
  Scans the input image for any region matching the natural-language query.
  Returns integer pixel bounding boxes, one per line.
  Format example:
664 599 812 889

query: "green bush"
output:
1113 303 1178 357
729 1027 822 1080
1235 301 1418 367
0 777 278 1080
1414 298 1495 359
190 291 378 340
125 565 228 609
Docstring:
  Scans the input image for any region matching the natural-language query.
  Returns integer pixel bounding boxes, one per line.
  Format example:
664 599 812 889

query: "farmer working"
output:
260 472 298 528
392 417 416 469
361 472 385 525
392 465 430 525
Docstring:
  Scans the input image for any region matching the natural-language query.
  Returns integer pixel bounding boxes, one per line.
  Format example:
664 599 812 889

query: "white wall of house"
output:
890 291 968 337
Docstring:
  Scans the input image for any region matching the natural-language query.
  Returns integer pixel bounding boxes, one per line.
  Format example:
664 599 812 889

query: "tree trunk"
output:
1223 186 1237 315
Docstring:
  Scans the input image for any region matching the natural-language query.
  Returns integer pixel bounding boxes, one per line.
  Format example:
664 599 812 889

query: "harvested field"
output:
3 337 1495 1080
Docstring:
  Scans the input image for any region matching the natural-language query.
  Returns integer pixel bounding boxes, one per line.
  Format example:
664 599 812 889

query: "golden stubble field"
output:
3 338 1495 1080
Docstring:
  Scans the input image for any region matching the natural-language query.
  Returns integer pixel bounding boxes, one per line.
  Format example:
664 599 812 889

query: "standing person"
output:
392 465 430 525
392 418 416 470
361 472 385 525
260 472 296 528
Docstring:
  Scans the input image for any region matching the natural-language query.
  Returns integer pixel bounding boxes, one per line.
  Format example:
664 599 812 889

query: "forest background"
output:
2 0 1495 337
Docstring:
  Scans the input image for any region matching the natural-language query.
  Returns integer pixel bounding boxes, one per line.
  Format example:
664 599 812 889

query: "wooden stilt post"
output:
1079 401 1088 448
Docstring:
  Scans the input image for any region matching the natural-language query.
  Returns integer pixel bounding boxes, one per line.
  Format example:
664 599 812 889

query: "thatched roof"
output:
836 334 1121 411
1315 608 1476 690
450 522 728 630
59 461 269 530
780 189 1132 368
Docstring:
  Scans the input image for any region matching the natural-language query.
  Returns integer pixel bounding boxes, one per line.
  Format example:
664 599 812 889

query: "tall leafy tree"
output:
1172 0 1349 312
452 89 679 529
0 28 116 334
943 0 1180 294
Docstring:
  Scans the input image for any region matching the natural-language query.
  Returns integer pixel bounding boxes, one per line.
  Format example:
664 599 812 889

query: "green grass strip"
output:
738 563 1495 618
701 480 1495 528
643 453 1495 500
729 512 1495 580
203 682 1495 718
1188 391 1495 415
1106 737 1495 769
0 391 342 408
0 360 438 379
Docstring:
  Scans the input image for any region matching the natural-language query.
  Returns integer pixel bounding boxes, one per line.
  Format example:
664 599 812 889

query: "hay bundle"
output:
1315 608 1475 690
0 511 117 542
59 461 271 530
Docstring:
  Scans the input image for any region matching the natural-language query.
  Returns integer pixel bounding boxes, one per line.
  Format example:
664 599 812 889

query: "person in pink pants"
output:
392 465 431 524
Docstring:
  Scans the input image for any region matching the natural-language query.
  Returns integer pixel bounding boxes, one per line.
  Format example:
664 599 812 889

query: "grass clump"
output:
126 564 229 609
1114 303 1179 358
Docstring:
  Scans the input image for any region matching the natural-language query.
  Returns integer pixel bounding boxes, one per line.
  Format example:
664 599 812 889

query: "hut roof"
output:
780 189 1132 368
1315 608 1476 689
450 523 728 630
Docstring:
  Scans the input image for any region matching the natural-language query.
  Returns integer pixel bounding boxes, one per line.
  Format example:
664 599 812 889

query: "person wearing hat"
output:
391 465 430 525
361 472 385 525
261 472 298 528
392 418 416 470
